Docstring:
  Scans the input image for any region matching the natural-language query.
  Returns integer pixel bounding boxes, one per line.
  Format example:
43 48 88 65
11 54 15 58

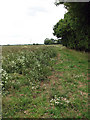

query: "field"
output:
2 45 88 118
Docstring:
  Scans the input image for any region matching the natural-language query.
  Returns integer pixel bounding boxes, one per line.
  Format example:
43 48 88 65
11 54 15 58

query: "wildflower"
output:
38 64 40 67
56 98 60 101
50 99 53 102
66 100 70 103
32 86 34 89
63 98 67 101
6 77 8 80
0 83 3 86
55 101 59 104
60 103 63 104
5 81 7 84
55 95 57 98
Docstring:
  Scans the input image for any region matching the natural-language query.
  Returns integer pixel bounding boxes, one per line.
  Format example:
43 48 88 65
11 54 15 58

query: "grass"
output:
2 45 88 118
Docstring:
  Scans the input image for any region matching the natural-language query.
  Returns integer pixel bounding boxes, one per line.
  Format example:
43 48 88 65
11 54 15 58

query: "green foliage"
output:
2 46 57 92
53 2 89 51
44 38 54 45
2 45 88 118
44 38 60 45
57 39 61 44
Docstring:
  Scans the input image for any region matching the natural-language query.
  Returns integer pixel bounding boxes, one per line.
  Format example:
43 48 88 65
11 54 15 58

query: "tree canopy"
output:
53 1 89 51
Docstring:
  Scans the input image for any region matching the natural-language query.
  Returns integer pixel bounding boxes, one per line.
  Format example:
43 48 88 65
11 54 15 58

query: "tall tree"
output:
53 1 89 51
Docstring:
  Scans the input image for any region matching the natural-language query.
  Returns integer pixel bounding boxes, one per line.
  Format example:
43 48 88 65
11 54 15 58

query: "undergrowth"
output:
2 45 88 118
2 46 57 93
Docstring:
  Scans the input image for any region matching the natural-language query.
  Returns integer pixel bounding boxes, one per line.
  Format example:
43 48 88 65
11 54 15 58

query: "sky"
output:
0 0 67 45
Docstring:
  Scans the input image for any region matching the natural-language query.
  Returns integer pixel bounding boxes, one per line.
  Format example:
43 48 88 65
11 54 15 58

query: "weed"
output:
2 45 88 118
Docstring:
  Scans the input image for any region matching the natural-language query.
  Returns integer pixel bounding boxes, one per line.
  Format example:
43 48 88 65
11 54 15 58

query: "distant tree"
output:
57 39 61 44
36 43 39 45
51 38 55 42
44 38 53 45
33 43 35 45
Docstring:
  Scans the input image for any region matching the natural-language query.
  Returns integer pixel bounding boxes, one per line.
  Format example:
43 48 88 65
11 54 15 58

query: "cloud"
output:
28 6 47 16
0 0 67 45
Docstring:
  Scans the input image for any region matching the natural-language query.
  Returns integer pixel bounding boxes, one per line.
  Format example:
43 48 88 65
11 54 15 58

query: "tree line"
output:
44 38 61 45
53 1 89 51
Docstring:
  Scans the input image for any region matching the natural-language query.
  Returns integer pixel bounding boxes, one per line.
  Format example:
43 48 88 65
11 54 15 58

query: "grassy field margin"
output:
2 45 88 118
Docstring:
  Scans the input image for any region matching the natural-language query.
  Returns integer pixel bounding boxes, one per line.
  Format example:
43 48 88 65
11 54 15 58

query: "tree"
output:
44 38 54 45
44 38 53 45
53 1 89 51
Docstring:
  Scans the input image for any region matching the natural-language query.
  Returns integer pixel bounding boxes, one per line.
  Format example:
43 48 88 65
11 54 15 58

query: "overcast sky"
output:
0 0 67 45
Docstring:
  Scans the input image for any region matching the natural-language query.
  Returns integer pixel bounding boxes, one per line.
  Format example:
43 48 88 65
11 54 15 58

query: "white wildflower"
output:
32 86 34 89
55 101 59 104
6 77 8 80
63 98 67 101
66 100 70 103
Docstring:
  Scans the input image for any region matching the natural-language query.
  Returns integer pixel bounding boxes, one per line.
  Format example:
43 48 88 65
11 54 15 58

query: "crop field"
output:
2 45 88 118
